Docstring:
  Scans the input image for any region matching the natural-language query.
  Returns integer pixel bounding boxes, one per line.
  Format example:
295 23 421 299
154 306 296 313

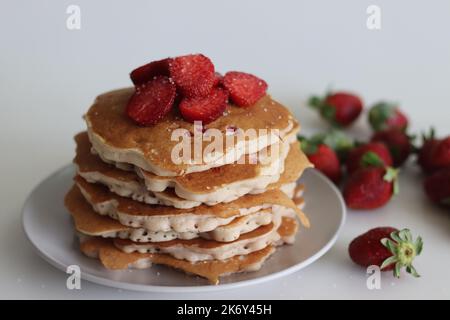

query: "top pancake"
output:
85 88 299 176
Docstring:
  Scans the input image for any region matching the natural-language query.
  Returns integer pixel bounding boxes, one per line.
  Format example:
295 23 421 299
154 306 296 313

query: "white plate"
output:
22 165 346 293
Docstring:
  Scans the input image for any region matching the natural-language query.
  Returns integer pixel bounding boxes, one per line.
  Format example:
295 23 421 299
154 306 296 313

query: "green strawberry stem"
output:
369 102 396 131
361 151 384 167
380 229 423 278
308 96 323 109
384 167 400 195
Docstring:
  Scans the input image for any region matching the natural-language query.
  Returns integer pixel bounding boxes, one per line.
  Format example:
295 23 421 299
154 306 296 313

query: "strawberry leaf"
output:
369 102 396 131
383 167 400 195
361 151 384 168
381 229 423 278
308 96 323 109
300 138 318 155
380 256 398 270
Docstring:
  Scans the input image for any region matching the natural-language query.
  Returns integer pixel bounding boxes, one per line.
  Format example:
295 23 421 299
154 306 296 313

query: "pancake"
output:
79 236 276 285
113 220 280 262
85 88 300 176
277 217 299 244
65 185 294 243
74 175 310 233
74 132 312 207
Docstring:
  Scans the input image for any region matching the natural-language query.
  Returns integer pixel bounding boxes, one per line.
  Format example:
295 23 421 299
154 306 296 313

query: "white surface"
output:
0 0 449 299
22 166 345 293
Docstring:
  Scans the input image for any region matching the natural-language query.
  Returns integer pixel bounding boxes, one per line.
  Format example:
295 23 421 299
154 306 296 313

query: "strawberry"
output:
223 71 268 107
179 88 228 124
424 168 450 207
126 76 176 126
299 130 354 162
368 102 408 132
130 58 171 86
300 140 341 184
346 142 393 174
349 227 423 278
432 137 450 170
371 129 413 167
169 54 215 97
308 91 363 127
213 72 223 87
417 128 440 174
343 152 399 209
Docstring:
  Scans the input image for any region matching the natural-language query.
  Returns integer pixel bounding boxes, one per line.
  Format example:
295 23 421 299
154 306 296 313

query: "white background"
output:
1 0 449 299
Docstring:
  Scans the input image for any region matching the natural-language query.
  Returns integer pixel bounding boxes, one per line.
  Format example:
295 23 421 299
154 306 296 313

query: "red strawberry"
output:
223 71 268 107
179 88 228 124
346 142 393 174
309 91 363 127
126 76 176 126
432 137 450 169
344 166 398 210
130 58 171 86
371 129 412 167
213 72 223 87
424 168 450 207
344 153 399 209
349 227 423 278
417 128 440 174
300 141 341 184
368 102 408 132
169 54 215 97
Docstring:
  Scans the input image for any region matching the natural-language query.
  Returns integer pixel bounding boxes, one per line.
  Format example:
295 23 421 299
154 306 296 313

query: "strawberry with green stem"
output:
368 102 408 132
299 135 342 184
309 91 363 127
349 227 423 278
343 152 399 209
299 129 354 162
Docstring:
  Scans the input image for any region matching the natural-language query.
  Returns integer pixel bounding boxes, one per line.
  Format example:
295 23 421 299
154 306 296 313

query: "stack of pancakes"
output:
65 88 313 284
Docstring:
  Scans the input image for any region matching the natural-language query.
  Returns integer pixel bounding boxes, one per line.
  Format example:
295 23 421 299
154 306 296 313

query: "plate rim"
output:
22 164 346 293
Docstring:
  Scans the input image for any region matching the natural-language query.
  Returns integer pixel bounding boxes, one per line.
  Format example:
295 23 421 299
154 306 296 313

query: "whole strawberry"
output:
346 142 393 174
371 129 413 167
424 168 450 207
308 91 363 127
349 227 423 278
430 137 450 171
300 138 341 184
301 129 354 162
343 153 399 209
368 102 408 132
417 128 440 174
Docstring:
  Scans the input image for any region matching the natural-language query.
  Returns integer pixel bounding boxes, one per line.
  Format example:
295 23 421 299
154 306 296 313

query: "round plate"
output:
22 165 346 293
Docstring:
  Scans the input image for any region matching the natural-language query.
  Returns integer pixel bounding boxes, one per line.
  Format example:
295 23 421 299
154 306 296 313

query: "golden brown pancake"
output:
74 132 312 206
79 237 276 285
74 175 310 233
85 88 299 176
66 185 286 243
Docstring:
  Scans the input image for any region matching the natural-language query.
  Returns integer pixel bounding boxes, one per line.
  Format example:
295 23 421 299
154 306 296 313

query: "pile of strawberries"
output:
126 54 268 126
303 90 450 211
301 92 413 210
303 90 450 277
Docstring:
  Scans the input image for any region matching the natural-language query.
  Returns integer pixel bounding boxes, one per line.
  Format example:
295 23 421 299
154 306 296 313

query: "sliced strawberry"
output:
169 54 215 97
213 72 223 87
223 71 268 107
130 58 171 86
179 88 228 124
126 76 176 126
